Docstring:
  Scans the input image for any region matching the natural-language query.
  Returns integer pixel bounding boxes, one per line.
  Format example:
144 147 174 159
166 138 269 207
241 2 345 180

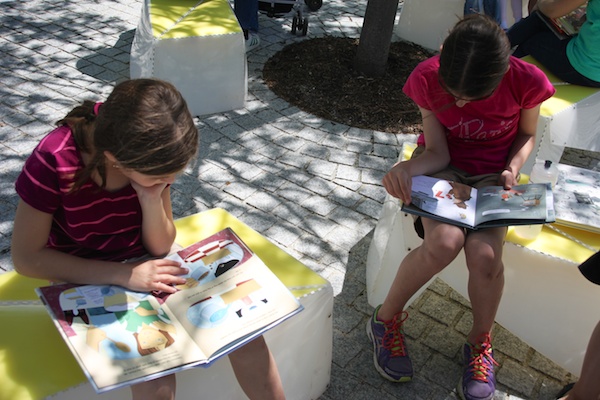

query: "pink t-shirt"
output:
15 125 147 261
403 55 555 175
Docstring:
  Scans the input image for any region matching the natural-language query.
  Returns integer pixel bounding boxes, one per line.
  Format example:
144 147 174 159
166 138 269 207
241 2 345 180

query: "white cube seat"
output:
130 0 247 116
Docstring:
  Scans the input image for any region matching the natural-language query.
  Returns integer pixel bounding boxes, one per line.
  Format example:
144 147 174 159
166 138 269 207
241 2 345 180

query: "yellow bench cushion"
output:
0 208 329 400
150 0 241 39
521 55 600 118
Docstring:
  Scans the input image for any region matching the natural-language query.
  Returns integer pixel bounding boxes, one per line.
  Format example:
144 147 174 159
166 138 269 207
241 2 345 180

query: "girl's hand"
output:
123 258 188 294
382 162 413 204
130 181 169 203
499 168 519 189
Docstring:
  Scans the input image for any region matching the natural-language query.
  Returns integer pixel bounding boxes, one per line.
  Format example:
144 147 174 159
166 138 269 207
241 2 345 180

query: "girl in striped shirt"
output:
12 79 286 400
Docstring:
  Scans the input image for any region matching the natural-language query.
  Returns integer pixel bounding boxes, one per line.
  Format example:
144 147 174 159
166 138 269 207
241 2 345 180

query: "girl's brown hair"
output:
58 79 198 191
439 14 511 100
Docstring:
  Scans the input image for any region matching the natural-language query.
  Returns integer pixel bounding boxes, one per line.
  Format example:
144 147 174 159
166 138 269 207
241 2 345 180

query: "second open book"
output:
36 228 303 393
402 175 555 230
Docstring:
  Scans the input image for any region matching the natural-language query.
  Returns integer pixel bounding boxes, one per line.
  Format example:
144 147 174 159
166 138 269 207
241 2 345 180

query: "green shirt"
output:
567 0 600 81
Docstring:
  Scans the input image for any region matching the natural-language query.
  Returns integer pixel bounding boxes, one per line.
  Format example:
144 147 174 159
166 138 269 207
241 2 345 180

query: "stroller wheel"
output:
302 18 308 36
291 16 298 35
305 0 322 12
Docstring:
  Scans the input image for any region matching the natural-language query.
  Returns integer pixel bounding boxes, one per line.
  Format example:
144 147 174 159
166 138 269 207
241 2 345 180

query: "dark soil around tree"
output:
262 37 434 134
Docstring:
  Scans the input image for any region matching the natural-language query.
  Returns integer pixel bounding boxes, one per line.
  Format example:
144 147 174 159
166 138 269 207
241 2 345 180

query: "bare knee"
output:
465 246 504 280
421 228 465 268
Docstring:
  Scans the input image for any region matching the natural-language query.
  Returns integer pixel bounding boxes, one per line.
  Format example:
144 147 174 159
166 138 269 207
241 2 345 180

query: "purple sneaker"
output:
366 305 413 382
458 334 498 400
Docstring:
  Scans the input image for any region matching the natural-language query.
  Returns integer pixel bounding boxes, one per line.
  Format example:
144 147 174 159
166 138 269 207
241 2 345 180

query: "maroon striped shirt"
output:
15 125 147 261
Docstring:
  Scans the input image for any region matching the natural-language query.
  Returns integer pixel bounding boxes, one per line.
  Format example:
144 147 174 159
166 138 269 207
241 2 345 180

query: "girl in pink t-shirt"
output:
12 79 286 400
367 15 554 400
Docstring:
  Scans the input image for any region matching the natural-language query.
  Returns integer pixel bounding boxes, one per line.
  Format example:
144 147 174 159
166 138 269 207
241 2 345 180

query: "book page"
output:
406 175 478 228
163 251 302 362
474 184 551 226
36 283 207 393
556 4 587 36
537 5 587 39
554 164 600 233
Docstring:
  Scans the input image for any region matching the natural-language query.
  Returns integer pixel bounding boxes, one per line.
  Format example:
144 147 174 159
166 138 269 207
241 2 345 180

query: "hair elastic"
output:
93 102 103 116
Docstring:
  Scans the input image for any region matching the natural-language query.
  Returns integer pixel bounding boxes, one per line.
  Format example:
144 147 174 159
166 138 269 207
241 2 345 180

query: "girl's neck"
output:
81 152 131 192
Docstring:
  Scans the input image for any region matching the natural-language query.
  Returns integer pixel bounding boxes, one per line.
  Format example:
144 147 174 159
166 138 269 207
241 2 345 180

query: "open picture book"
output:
537 4 587 39
553 163 600 233
36 228 303 393
401 175 555 230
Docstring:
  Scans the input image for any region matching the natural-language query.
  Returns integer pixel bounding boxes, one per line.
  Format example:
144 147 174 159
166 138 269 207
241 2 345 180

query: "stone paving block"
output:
335 163 361 181
422 353 464 391
278 180 314 203
346 140 372 154
246 190 282 212
301 143 331 159
302 214 337 238
373 143 399 158
357 182 387 202
222 181 259 201
304 175 335 196
301 194 338 216
497 358 539 398
419 292 464 326
358 153 391 172
271 201 311 225
356 197 385 219
493 325 532 363
333 178 362 192
263 222 302 248
328 205 366 230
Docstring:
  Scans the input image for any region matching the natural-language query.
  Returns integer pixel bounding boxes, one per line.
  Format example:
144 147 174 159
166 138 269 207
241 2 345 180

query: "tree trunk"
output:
354 0 401 77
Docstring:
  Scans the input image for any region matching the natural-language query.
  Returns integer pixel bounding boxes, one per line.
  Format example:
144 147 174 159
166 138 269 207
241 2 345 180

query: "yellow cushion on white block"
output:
520 55 600 174
130 0 247 116
0 208 332 400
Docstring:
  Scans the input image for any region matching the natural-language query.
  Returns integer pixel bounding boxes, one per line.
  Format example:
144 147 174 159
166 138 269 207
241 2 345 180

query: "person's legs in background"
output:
464 0 502 25
234 0 260 51
507 15 600 86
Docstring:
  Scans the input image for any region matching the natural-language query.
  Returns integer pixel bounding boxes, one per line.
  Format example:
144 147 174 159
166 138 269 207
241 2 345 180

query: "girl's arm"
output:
132 183 177 257
11 200 187 293
536 0 587 19
382 106 451 204
500 104 541 188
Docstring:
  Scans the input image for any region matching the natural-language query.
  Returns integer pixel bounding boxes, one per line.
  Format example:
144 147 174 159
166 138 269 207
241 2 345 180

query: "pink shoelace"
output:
467 333 499 382
382 311 409 357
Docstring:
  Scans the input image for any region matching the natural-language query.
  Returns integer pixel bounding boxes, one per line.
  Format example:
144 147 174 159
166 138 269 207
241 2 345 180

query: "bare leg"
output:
463 227 506 344
228 335 285 400
563 320 600 400
131 374 176 400
379 218 466 320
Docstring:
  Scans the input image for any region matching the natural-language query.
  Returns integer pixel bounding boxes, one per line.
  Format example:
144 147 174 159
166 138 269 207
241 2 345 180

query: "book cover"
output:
553 163 600 233
537 4 587 39
402 175 555 229
36 228 303 393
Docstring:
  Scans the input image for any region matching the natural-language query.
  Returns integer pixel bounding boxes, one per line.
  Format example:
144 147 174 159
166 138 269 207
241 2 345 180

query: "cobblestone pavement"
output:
1 0 598 399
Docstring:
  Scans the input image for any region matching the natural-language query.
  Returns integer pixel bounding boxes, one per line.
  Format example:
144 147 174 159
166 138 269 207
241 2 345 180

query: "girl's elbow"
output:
145 241 175 258
11 254 35 278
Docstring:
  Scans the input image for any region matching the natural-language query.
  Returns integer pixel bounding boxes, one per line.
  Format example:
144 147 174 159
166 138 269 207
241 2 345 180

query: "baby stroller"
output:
259 0 323 36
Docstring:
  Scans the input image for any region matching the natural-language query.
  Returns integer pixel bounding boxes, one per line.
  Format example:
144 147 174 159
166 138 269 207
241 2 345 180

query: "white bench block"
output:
130 0 247 116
